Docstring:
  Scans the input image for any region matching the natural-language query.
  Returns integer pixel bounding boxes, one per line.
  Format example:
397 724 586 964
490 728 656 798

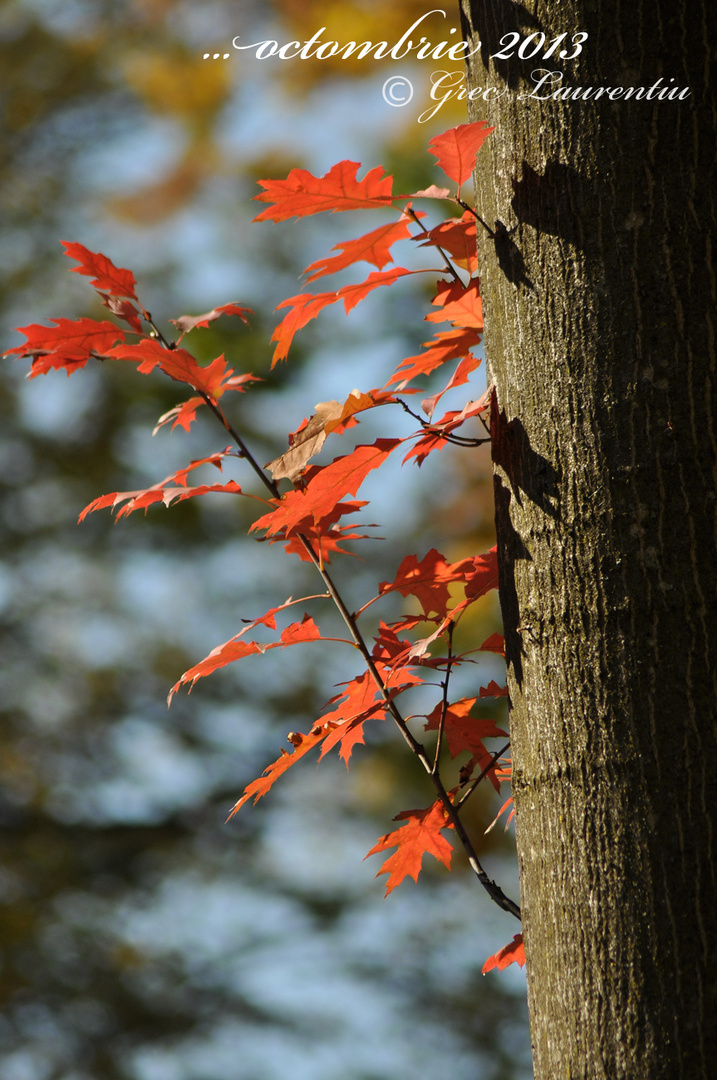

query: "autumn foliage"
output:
6 121 524 974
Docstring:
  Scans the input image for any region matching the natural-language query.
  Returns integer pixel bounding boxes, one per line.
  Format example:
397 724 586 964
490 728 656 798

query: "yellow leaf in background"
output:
122 50 231 120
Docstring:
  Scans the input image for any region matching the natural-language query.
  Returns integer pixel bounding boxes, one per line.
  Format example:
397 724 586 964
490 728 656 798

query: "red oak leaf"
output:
480 633 505 656
270 289 339 364
153 373 261 435
62 241 138 299
272 499 372 564
78 451 239 521
271 268 418 364
424 697 506 757
106 342 240 401
421 355 481 419
386 327 482 388
428 121 495 188
378 549 473 618
365 801 454 895
479 680 509 698
464 547 499 599
426 279 484 330
482 935 525 974
253 160 394 222
323 387 399 436
318 660 420 765
485 795 516 834
414 213 478 274
227 725 332 817
317 670 385 765
303 212 416 283
337 267 416 314
80 480 244 521
5 318 125 378
169 614 323 701
251 439 402 536
403 394 490 467
279 614 323 645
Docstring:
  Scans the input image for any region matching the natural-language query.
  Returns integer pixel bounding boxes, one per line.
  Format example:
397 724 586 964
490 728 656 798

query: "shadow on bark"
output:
511 160 587 248
491 392 560 688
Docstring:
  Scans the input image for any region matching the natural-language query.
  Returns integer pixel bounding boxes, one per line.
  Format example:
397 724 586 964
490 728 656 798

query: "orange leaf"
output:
61 241 138 299
365 801 454 895
386 327 482 388
272 269 418 363
253 160 394 222
426 279 484 330
303 212 415 283
420 355 481 419
318 670 384 764
323 387 399 436
251 439 402 536
106 342 240 401
153 373 260 435
336 267 416 314
271 290 339 364
482 935 525 974
378 548 475 618
5 318 125 378
428 121 495 188
464 547 499 599
227 725 331 817
424 697 506 757
414 213 477 274
78 450 239 521
169 615 323 701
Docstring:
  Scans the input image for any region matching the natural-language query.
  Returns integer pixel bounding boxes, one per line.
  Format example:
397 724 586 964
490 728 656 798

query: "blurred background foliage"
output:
1 1 531 1077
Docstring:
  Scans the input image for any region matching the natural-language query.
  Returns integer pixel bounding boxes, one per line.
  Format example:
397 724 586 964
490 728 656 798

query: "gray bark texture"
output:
458 2 717 1077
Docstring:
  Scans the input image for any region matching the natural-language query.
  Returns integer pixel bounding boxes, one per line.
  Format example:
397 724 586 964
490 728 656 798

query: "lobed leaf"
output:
62 240 138 300
482 935 525 974
414 212 478 274
428 121 495 188
365 801 454 895
253 160 394 222
424 697 506 758
386 327 482 389
170 614 324 701
271 268 418 364
303 212 416 283
5 318 125 378
252 439 402 537
426 279 484 330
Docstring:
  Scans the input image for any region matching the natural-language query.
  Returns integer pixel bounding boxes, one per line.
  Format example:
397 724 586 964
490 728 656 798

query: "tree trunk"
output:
458 2 717 1076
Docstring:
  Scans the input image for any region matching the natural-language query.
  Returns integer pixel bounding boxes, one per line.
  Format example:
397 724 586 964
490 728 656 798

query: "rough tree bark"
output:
458 2 717 1077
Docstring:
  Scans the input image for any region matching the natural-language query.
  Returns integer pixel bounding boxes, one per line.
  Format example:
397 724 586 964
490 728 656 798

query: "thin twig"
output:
456 742 511 810
405 206 465 286
432 622 454 775
397 398 491 448
147 313 520 919
455 197 495 238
